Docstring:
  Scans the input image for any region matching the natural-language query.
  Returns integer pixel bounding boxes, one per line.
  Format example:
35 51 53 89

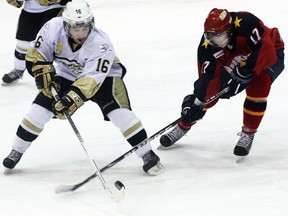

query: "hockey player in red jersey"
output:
160 8 285 158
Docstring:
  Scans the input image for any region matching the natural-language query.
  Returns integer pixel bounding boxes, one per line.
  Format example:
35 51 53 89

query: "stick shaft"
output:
51 86 112 193
62 87 230 191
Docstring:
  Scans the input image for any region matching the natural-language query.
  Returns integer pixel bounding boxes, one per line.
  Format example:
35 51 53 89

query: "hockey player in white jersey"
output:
2 0 71 84
2 0 164 175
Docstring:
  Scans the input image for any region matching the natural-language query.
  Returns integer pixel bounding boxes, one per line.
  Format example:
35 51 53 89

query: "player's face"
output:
69 26 90 45
205 31 230 48
211 32 230 48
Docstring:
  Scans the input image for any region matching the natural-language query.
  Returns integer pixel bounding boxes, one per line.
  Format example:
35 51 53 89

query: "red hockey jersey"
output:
195 11 284 107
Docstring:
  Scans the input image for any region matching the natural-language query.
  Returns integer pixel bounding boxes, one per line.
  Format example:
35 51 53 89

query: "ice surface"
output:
1 0 287 215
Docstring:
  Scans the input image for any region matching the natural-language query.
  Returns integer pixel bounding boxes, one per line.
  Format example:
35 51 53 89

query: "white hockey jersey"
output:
32 17 123 87
23 0 64 13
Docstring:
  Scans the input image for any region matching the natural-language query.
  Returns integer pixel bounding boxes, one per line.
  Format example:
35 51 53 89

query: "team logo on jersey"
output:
100 43 112 53
56 41 63 54
233 16 242 28
224 54 250 73
55 57 84 73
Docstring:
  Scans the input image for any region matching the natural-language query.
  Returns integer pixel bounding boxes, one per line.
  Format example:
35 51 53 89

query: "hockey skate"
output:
3 149 23 170
142 150 164 175
2 69 24 84
234 131 255 163
159 124 188 147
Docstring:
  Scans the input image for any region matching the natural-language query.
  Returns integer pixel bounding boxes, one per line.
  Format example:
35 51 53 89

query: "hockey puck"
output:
115 181 125 190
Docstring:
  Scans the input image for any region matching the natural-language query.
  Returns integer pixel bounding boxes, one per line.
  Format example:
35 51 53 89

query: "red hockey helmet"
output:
204 8 232 34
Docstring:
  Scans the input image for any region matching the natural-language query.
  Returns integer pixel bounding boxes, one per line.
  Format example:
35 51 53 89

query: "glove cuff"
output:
66 90 85 109
232 67 253 84
32 63 56 77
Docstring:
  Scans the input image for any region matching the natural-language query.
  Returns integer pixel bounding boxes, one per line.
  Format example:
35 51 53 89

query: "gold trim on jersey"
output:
113 77 129 109
25 48 46 63
114 56 120 63
72 77 101 99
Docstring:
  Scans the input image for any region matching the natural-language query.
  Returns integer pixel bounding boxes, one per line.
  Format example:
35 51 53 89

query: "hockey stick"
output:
55 87 230 193
51 86 125 202
199 87 230 108
55 116 181 194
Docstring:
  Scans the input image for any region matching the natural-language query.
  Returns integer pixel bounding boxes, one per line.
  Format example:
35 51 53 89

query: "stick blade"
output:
112 181 125 202
4 168 14 175
236 156 246 163
55 184 75 194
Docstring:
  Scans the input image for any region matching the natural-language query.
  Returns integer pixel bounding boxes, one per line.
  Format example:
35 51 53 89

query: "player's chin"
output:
74 38 87 45
215 39 229 48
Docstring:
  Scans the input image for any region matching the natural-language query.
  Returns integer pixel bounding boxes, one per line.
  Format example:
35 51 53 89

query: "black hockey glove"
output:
181 94 206 125
53 89 85 119
32 63 60 99
221 67 253 98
